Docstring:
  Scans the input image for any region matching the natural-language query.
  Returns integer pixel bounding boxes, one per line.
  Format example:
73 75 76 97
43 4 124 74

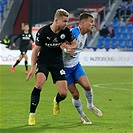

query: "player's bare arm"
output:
30 40 34 44
26 45 41 81
69 39 78 49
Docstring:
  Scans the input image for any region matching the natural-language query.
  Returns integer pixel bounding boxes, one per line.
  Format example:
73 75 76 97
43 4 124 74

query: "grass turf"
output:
0 65 132 133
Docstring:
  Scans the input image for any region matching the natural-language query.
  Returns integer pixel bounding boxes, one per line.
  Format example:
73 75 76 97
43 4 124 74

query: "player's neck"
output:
50 23 60 34
24 30 29 34
79 26 86 35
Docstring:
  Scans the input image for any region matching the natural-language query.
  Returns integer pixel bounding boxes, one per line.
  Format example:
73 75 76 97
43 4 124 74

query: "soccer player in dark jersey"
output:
26 8 77 126
11 23 34 74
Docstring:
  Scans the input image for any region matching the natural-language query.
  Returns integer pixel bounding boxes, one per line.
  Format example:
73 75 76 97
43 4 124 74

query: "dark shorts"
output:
36 61 66 83
20 48 28 55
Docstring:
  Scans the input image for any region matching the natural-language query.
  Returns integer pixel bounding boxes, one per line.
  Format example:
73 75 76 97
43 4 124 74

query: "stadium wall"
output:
0 44 132 66
29 0 110 25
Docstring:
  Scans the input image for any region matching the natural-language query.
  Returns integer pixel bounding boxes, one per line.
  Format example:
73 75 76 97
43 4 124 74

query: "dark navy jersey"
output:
35 23 75 62
13 31 34 50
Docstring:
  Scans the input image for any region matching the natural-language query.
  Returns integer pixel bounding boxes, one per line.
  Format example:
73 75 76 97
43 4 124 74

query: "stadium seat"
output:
130 3 133 12
120 23 126 31
98 36 104 44
121 3 127 10
126 39 133 50
111 37 118 49
105 36 111 42
97 41 103 49
115 27 121 34
104 42 110 51
123 31 129 38
118 39 126 48
129 32 133 40
113 17 119 25
111 42 118 49
111 36 117 42
127 24 133 32
116 32 123 39
113 23 119 32
97 36 104 49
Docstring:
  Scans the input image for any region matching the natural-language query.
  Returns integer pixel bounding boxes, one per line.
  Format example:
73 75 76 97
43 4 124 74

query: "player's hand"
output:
26 70 34 81
66 46 75 56
60 42 75 56
12 43 16 47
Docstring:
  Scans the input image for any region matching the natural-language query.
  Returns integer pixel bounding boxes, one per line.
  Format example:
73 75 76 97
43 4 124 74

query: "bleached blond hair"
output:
54 8 69 18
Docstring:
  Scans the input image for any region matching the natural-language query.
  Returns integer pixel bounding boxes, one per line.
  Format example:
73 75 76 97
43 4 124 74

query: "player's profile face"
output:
57 16 69 30
85 17 95 31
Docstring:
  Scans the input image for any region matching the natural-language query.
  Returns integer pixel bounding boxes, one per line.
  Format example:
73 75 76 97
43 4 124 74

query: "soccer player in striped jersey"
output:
61 13 102 124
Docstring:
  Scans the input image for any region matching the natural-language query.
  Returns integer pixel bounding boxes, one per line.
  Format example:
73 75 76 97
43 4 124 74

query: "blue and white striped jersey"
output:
63 26 88 68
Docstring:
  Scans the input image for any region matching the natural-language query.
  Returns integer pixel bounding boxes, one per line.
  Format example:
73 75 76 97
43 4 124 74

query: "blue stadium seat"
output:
130 3 133 12
104 36 111 48
97 36 104 49
113 17 119 25
126 39 133 49
121 3 127 10
98 36 104 43
97 42 103 49
113 23 119 32
115 27 121 34
0 3 4 15
105 36 111 43
116 32 123 39
118 38 126 48
104 42 110 51
111 42 118 49
120 23 126 31
127 24 133 32
123 31 129 38
111 37 117 48
129 32 133 40
111 36 117 42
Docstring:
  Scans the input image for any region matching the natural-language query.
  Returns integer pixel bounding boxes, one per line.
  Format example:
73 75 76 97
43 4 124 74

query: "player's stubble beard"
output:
57 24 66 31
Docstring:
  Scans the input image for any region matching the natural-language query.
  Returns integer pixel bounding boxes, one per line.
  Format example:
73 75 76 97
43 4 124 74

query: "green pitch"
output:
0 65 132 133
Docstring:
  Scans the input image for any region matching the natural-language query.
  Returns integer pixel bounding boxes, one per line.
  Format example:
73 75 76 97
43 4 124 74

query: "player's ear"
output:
55 18 59 23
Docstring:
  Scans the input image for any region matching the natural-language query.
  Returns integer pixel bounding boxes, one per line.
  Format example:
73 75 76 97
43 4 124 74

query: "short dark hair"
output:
79 13 93 22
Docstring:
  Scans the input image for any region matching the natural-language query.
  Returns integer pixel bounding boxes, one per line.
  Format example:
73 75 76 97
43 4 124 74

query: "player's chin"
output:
62 26 66 30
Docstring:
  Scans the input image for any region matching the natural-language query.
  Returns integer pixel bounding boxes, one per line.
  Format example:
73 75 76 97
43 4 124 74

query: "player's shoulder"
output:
20 30 24 35
61 27 71 34
71 27 79 34
37 24 50 35
71 26 80 39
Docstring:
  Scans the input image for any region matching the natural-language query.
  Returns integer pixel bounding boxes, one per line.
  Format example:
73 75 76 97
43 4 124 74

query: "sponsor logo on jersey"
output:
22 36 30 40
53 37 58 42
47 37 51 40
45 43 61 47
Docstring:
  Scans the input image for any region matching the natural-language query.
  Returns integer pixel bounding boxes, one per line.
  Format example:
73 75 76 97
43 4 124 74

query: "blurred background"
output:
0 0 133 66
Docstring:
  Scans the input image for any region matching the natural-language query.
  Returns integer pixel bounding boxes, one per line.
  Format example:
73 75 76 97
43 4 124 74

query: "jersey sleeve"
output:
35 28 44 46
65 27 75 42
71 27 80 40
30 33 34 42
13 33 22 43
